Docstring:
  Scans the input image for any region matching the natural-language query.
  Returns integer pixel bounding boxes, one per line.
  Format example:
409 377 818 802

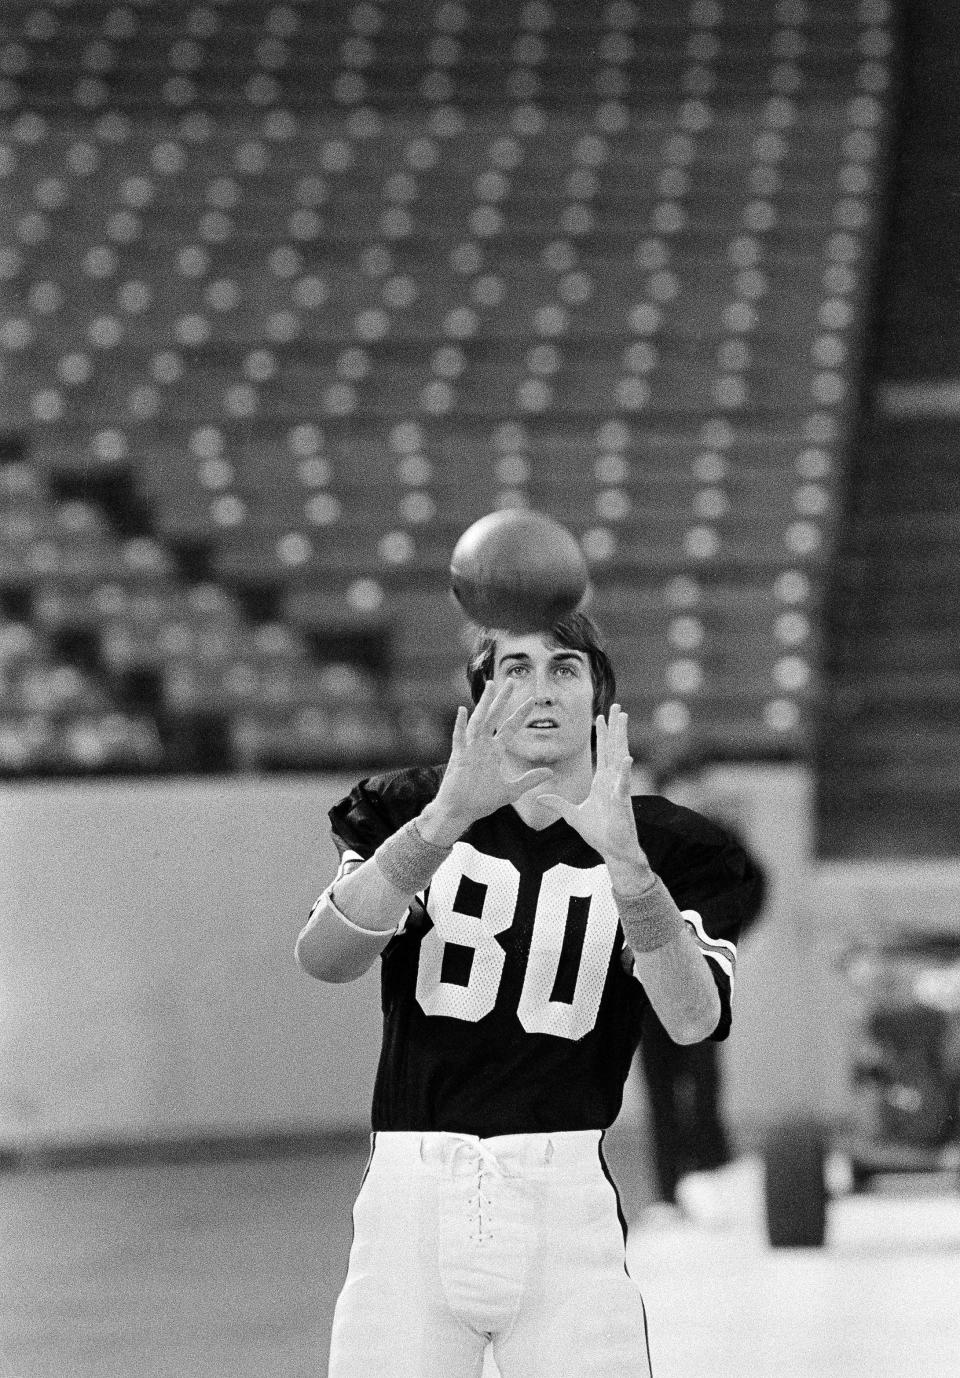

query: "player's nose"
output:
533 675 555 702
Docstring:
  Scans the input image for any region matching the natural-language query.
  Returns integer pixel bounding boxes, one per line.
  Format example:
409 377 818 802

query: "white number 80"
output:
414 844 621 1041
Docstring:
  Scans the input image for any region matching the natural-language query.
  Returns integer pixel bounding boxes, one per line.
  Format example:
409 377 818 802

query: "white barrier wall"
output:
3 765 937 1152
0 775 381 1148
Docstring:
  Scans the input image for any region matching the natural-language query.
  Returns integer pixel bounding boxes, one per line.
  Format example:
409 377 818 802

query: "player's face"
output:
489 631 596 767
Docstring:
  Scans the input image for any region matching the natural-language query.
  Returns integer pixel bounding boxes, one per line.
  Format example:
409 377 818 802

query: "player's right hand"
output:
419 681 554 845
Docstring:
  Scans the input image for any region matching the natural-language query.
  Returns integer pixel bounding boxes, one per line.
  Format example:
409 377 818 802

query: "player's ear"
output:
466 629 498 704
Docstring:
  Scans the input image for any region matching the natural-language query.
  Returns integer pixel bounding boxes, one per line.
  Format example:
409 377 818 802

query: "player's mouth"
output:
526 718 559 731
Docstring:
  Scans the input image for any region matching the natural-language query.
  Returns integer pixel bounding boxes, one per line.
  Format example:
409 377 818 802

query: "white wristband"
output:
613 876 686 953
374 817 453 895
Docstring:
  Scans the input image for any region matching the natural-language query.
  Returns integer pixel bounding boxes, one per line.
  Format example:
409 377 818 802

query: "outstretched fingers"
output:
470 678 525 736
616 755 633 798
451 704 469 750
614 707 628 771
597 703 625 775
595 710 608 768
505 766 555 800
467 678 499 730
616 705 630 755
597 703 631 787
496 691 537 740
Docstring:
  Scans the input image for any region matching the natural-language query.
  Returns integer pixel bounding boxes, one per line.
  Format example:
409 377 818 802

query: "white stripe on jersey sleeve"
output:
307 850 365 923
680 908 737 987
335 849 365 881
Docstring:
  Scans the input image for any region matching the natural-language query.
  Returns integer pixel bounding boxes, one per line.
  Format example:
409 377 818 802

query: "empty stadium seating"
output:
0 0 896 773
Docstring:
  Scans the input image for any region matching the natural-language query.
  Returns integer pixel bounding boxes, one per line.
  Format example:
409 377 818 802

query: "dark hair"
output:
465 608 616 719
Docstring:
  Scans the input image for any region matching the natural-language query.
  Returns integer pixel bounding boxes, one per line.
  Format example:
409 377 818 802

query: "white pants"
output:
328 1129 653 1378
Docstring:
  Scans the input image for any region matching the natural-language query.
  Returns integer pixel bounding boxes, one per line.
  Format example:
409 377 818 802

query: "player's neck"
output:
510 752 594 830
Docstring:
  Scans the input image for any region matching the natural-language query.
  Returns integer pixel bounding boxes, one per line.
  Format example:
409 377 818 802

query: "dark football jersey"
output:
328 766 762 1137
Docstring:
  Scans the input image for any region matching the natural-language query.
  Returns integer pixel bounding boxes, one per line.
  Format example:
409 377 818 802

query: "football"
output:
449 509 589 632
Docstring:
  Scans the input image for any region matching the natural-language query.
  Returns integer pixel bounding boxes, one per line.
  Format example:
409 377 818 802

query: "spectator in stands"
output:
637 745 768 1228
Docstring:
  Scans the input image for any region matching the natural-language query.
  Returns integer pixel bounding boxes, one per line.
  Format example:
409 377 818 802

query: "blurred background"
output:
1 0 960 1373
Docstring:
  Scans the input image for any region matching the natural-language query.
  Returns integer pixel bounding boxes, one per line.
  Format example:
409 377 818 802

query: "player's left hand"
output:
535 704 649 875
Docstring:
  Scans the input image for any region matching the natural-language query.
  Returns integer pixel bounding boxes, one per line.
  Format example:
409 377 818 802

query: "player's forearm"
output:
295 859 411 983
631 928 721 1044
296 814 457 983
609 862 721 1043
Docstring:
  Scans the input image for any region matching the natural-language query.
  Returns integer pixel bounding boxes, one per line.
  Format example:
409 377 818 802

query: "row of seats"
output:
0 451 823 767
0 0 894 772
1 3 886 51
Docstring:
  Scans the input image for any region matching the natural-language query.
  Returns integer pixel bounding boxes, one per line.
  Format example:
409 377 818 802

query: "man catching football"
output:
296 610 761 1378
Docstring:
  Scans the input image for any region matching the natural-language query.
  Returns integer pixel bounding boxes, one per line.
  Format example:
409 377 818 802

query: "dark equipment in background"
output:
765 933 960 1247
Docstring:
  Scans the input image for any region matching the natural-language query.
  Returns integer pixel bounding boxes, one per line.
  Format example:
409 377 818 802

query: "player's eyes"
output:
503 662 578 678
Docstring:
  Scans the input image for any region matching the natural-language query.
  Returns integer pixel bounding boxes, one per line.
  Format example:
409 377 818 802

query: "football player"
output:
296 610 762 1378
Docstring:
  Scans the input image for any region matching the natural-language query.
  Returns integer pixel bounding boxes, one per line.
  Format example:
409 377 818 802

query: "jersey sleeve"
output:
635 798 766 1041
327 765 444 874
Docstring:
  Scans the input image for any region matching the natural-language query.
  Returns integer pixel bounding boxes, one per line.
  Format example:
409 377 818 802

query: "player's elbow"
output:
294 926 329 980
664 988 722 1046
295 927 367 983
295 930 336 982
668 1013 718 1045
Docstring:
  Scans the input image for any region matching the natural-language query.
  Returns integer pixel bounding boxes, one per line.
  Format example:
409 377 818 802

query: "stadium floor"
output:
1 1138 958 1378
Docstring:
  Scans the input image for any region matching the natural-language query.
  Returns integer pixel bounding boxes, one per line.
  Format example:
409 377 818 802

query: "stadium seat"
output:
0 0 895 770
